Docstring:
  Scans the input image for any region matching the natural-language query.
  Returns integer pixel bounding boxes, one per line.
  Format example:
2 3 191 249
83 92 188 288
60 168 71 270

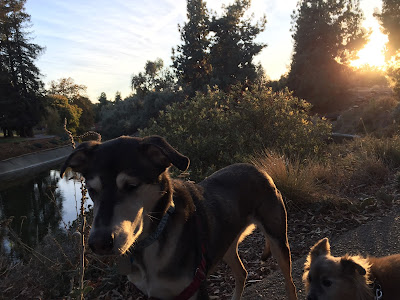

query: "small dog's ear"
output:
140 136 190 171
60 141 99 178
340 257 367 276
310 238 331 258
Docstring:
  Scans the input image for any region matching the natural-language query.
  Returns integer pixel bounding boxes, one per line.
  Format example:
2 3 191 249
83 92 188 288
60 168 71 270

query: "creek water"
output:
0 164 92 258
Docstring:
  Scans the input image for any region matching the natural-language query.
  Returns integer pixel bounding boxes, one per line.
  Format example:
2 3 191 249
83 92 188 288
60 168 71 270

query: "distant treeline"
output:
0 0 399 143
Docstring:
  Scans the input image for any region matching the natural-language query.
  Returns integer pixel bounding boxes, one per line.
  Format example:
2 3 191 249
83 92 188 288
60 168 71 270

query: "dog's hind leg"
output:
223 236 247 300
255 192 297 300
261 238 271 261
267 236 297 300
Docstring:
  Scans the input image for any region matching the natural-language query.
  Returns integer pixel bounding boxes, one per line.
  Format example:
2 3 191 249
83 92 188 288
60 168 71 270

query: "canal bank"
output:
0 145 73 183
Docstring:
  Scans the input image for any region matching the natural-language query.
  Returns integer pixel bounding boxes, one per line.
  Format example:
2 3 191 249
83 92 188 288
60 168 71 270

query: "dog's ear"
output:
140 136 189 171
60 141 99 178
340 256 367 276
310 238 331 258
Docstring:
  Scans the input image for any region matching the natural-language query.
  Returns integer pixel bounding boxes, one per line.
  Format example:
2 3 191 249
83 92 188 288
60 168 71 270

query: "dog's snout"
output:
88 229 114 255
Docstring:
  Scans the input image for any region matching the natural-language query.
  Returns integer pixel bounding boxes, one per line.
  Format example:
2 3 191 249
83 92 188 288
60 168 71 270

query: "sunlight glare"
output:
350 18 388 69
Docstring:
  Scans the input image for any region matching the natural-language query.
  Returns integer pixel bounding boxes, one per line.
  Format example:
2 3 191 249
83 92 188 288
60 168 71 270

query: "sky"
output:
25 0 384 102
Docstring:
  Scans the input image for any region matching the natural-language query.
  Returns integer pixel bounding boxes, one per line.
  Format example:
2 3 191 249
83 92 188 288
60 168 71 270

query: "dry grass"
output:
252 151 334 206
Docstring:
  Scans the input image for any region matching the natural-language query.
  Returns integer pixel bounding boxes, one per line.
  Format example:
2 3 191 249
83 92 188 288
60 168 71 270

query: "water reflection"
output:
0 166 92 257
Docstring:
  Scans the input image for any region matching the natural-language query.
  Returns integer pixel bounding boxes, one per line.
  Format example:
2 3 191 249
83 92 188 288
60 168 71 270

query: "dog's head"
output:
61 135 189 255
303 238 372 300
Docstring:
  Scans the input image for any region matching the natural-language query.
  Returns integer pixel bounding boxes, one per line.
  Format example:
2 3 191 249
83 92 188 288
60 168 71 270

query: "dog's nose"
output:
88 230 114 255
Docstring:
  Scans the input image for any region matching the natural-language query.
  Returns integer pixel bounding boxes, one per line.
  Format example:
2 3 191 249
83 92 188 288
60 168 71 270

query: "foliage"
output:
114 91 122 103
74 96 95 134
47 77 94 134
46 94 82 134
375 0 400 59
131 58 176 97
334 96 399 136
172 0 267 94
267 74 289 92
348 66 388 87
48 77 87 100
140 85 331 180
0 0 45 137
208 0 267 91
288 0 368 111
94 92 111 123
375 1 400 99
172 0 211 95
98 91 184 140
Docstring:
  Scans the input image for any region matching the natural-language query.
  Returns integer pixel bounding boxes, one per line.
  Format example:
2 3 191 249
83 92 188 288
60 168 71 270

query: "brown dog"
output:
303 237 400 300
61 135 297 300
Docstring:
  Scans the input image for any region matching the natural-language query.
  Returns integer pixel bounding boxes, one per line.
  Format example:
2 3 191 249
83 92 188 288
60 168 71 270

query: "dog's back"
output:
197 163 288 263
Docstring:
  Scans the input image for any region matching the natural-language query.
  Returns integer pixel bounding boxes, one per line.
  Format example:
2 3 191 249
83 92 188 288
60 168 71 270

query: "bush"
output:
99 91 184 139
140 85 331 180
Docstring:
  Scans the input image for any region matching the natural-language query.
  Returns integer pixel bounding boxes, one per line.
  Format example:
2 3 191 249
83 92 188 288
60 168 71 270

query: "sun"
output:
350 19 388 69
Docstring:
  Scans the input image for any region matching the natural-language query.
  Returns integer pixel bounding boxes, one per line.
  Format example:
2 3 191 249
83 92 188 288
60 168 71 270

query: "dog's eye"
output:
125 183 139 192
322 278 332 287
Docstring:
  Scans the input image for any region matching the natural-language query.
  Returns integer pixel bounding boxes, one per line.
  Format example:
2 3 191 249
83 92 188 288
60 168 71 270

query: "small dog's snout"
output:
88 229 114 255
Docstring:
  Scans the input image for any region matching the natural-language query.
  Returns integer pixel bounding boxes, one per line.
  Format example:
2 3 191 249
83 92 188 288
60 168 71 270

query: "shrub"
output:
140 85 331 180
334 96 399 136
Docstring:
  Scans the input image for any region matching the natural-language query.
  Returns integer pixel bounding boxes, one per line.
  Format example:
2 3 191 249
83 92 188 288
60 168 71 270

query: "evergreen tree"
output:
115 91 122 103
98 92 109 106
0 0 44 136
172 0 211 95
209 0 266 91
288 0 367 110
375 0 400 97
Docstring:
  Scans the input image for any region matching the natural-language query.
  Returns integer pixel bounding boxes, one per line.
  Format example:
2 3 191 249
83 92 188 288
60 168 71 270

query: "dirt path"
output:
243 205 400 300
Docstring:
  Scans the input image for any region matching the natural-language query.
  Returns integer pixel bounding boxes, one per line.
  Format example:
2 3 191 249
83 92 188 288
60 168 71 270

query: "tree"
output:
375 0 400 59
209 0 267 91
172 0 211 95
288 0 367 110
73 96 94 133
0 0 45 137
0 66 19 136
48 77 87 101
115 91 122 103
97 92 109 106
46 77 94 133
375 0 400 97
131 58 175 97
46 94 82 134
